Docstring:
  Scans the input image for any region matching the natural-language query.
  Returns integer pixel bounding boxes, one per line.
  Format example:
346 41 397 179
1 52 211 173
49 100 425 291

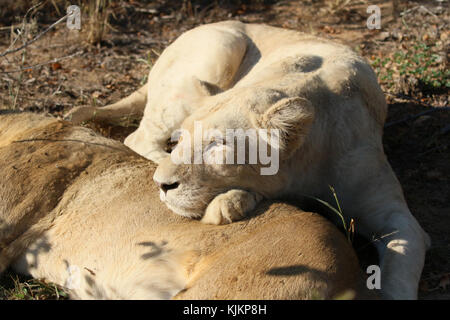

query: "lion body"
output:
63 21 429 299
0 113 370 299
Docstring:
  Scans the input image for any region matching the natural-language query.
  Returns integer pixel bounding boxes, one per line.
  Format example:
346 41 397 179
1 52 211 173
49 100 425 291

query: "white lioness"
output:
65 21 430 299
0 112 372 299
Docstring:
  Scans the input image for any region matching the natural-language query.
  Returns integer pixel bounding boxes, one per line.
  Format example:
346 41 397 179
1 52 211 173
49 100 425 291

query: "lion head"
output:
153 86 315 220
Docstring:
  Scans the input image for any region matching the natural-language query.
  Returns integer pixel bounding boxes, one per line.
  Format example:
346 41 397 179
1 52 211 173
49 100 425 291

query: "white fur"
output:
66 21 429 299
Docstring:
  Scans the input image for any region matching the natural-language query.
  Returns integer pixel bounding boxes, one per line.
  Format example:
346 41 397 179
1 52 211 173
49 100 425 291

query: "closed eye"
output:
166 130 183 153
165 139 178 153
204 138 224 153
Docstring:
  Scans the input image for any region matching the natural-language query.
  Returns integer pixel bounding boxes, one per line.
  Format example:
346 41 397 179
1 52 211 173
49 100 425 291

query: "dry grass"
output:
0 270 68 300
86 0 111 45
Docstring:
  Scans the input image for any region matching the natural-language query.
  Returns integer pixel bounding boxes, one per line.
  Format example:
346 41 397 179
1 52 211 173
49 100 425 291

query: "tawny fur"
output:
0 113 372 300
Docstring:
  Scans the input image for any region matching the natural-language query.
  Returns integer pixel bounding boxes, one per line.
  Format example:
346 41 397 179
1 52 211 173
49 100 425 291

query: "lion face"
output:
153 88 315 219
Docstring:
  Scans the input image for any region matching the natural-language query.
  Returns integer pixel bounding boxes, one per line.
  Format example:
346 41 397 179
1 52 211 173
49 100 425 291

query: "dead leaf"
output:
51 62 62 71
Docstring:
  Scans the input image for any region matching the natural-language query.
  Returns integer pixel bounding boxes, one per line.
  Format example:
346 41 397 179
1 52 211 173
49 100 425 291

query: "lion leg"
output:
373 213 430 299
351 197 429 299
336 151 430 299
64 83 148 124
201 190 263 225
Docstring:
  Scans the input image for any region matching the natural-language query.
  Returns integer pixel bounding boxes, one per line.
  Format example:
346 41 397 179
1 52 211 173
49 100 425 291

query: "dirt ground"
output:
0 0 448 299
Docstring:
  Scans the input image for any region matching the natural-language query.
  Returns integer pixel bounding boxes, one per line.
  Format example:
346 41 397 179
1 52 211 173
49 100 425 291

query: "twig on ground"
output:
417 5 439 19
0 50 84 74
399 6 420 17
1 2 43 57
384 92 447 108
0 13 69 58
134 8 159 14
383 91 449 128
400 5 439 19
384 107 450 128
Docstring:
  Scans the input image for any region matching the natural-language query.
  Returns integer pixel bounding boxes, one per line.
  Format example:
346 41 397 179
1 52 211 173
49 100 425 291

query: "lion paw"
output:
201 190 262 225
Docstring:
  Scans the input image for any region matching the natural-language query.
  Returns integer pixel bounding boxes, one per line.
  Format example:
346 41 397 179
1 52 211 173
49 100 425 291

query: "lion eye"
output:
210 138 225 146
204 141 216 152
204 139 223 153
165 139 178 153
166 131 182 153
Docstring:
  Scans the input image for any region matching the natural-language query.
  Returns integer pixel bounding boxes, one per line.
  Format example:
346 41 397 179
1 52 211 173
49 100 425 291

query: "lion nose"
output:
153 174 180 194
159 182 180 193
153 162 180 194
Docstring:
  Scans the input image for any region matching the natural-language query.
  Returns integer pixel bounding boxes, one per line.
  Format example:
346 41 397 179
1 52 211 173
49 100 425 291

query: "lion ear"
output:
259 97 314 153
193 77 222 96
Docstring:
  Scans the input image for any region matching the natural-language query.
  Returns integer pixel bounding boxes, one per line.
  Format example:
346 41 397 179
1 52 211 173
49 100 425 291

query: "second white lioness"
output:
65 21 430 299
